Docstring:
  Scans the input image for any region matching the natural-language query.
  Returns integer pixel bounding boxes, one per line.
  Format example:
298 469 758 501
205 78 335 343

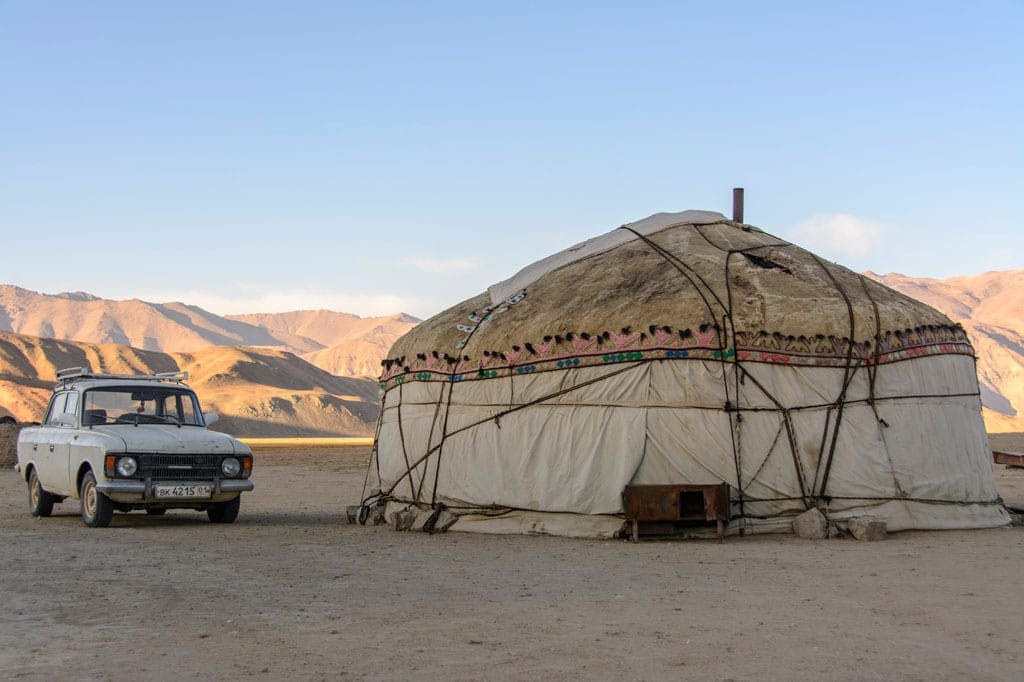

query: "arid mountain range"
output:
867 269 1024 433
227 310 418 378
0 285 417 435
0 285 418 378
0 271 1021 435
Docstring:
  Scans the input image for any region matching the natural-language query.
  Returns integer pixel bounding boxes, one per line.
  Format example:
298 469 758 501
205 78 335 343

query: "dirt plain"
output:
2 443 1023 681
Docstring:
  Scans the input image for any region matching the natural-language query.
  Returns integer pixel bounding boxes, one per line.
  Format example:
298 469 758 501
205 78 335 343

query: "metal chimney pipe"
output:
732 187 744 223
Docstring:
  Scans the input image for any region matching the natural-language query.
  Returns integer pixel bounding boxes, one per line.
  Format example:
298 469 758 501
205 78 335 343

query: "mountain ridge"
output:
0 285 419 379
866 269 1024 432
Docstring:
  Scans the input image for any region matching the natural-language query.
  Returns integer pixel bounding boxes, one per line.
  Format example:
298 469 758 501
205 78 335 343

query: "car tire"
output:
207 496 241 524
80 470 114 528
28 468 55 517
145 508 167 516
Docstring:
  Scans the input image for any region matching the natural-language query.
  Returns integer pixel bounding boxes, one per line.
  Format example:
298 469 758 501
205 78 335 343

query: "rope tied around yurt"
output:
621 224 750 515
735 365 811 505
372 363 642 506
856 274 909 498
808 254 859 501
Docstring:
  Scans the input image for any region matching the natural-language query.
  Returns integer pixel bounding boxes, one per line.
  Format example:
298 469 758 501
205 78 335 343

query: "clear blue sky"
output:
1 1 1021 319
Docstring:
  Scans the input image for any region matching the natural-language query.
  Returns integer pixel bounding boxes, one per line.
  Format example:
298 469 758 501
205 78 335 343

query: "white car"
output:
16 367 254 527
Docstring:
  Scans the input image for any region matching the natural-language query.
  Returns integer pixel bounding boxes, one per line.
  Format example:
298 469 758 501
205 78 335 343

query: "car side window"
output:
178 393 199 424
65 392 79 420
44 393 68 426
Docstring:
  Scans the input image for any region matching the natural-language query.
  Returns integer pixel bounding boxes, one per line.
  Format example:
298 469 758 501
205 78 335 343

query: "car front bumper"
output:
96 478 254 502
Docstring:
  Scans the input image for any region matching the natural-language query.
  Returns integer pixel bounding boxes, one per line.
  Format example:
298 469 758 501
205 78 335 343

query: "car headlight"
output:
116 456 138 477
221 457 241 477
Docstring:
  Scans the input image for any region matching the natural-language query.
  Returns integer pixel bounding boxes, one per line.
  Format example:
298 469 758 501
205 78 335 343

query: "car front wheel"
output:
28 469 55 517
80 471 113 528
207 496 241 524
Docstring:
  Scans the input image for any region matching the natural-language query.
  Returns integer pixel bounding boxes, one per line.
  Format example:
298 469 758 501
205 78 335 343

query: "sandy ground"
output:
1 446 1022 681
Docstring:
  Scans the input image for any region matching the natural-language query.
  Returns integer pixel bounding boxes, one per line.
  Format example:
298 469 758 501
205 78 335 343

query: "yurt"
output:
363 210 1008 537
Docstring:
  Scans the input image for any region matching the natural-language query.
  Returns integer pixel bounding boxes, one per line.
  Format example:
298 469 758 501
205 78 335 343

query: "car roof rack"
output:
55 367 190 389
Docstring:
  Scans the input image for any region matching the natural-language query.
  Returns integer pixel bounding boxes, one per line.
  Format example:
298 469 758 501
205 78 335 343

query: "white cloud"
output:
787 214 886 258
401 257 480 274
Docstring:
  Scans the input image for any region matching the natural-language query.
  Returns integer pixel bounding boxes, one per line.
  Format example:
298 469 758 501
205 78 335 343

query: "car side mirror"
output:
203 412 219 426
55 413 77 427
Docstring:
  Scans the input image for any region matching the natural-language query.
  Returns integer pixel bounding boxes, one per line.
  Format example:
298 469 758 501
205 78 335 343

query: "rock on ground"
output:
792 507 829 539
848 515 887 541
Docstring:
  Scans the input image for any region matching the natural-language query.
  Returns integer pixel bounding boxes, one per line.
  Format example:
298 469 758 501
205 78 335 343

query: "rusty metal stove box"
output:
622 483 730 542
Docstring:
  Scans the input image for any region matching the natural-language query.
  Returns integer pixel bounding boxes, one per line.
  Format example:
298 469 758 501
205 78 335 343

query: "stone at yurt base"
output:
793 508 830 539
847 516 888 541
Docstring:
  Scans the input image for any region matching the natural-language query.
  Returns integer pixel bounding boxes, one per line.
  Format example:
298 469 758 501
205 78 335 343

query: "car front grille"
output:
135 454 222 481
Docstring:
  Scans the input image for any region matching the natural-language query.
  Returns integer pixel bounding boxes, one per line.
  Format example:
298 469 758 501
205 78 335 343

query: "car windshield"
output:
83 386 204 426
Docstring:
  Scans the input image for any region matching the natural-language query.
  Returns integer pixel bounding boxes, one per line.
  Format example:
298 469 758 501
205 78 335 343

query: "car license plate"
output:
154 483 213 499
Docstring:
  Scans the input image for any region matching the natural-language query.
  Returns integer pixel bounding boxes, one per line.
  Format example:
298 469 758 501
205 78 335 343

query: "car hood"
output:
99 426 249 455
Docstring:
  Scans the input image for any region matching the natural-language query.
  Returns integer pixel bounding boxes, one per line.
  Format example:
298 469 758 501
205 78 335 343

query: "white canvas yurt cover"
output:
363 211 1009 537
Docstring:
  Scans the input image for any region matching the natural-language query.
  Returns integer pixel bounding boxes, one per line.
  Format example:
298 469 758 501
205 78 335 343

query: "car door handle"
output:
49 444 54 452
